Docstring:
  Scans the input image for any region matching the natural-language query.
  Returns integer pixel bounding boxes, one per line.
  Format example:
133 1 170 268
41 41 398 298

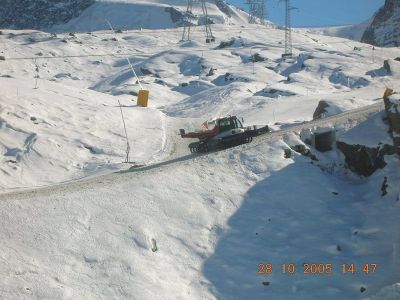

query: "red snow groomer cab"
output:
179 116 269 153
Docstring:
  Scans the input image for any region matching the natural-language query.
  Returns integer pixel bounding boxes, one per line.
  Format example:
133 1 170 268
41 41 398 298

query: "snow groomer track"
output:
0 101 384 199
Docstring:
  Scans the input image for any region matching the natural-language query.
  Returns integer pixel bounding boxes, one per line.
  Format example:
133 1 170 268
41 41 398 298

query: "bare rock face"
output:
336 142 395 177
383 91 400 153
361 0 400 47
0 0 95 30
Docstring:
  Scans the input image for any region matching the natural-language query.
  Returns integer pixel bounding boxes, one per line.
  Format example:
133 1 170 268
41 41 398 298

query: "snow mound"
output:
0 77 175 191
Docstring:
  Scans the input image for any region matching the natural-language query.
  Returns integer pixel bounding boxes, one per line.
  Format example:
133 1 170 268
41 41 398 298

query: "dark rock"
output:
217 38 235 49
181 82 188 87
224 72 233 81
381 176 388 196
140 68 153 76
313 101 330 120
332 191 339 195
292 145 307 154
360 286 366 293
214 0 232 17
206 68 216 76
284 148 292 158
252 53 265 62
0 56 5 61
262 281 270 286
151 238 158 252
0 0 95 30
164 7 186 26
289 144 318 161
383 91 400 153
383 60 393 74
84 145 96 154
336 245 342 252
336 142 396 176
361 0 400 46
154 79 165 86
313 130 336 152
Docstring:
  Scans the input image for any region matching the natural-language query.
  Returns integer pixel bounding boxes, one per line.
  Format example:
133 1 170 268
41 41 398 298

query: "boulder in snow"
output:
313 100 344 120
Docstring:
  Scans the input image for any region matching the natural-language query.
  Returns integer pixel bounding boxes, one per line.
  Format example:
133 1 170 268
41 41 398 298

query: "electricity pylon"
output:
246 0 265 25
181 0 215 43
282 0 295 57
181 0 195 41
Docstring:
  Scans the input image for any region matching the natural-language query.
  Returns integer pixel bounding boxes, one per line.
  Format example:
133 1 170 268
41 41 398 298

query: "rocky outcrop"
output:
336 142 396 176
164 7 186 26
313 100 343 120
361 0 400 47
214 0 232 17
0 0 94 30
383 90 400 153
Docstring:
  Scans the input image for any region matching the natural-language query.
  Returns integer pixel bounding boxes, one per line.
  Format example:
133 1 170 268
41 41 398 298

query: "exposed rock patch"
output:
336 142 395 176
0 0 95 30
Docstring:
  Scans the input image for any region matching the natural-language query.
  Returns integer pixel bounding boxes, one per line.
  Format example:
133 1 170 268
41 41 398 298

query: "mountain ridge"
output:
361 0 400 47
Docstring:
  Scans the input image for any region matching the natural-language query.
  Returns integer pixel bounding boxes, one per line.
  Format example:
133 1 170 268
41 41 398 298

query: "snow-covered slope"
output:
51 0 250 32
0 7 400 299
0 24 399 190
310 19 372 42
0 0 250 32
0 114 399 299
309 0 400 47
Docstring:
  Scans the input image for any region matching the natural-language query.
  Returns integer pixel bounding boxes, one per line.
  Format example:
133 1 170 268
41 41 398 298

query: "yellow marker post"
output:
383 88 394 98
137 90 149 107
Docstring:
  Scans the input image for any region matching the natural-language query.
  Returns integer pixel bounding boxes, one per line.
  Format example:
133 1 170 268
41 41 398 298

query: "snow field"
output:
0 3 399 298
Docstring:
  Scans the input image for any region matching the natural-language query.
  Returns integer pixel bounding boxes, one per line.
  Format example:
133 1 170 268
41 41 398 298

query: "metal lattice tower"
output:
181 0 195 41
283 0 293 57
246 0 265 25
181 0 215 43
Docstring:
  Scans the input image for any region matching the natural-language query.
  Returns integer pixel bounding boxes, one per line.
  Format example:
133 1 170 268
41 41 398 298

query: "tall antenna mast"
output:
283 0 293 57
181 0 215 43
246 0 265 25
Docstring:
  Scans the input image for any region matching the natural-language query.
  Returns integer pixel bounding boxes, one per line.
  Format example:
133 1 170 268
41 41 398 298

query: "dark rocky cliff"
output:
0 0 95 30
361 0 400 47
